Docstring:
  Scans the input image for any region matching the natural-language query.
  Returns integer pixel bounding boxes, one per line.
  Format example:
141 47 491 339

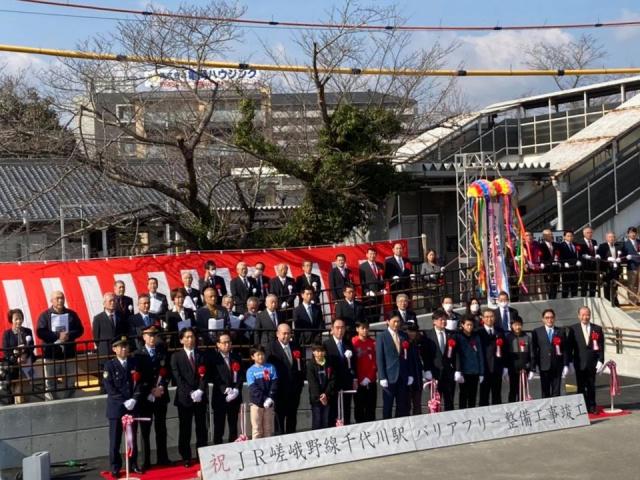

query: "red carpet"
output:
588 406 632 420
100 463 201 479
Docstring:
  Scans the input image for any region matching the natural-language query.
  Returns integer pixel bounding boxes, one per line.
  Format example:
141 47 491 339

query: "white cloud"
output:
0 52 49 77
612 9 640 42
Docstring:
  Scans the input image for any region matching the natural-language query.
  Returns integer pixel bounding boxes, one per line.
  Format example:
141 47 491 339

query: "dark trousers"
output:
109 417 137 472
382 381 409 419
438 374 456 411
562 272 579 298
603 272 619 305
177 403 208 461
213 399 240 444
581 266 597 297
458 374 479 409
540 369 562 398
545 270 559 299
479 371 503 406
329 389 353 426
311 403 330 430
410 386 423 415
364 295 382 323
275 391 302 434
139 403 168 466
508 370 525 402
354 384 377 423
576 367 597 411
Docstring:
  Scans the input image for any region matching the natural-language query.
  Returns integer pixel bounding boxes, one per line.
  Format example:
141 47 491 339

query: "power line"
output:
1 43 639 77
16 0 640 33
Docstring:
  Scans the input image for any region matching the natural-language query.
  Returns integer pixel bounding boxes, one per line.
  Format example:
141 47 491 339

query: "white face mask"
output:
443 303 453 313
497 301 508 309
470 304 480 313
209 269 217 276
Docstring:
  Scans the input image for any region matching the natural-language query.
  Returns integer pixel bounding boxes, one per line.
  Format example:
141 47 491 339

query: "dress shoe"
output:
110 471 120 479
131 465 143 474
183 460 191 468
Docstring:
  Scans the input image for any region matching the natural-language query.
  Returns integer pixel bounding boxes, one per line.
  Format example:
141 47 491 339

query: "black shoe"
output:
131 465 143 474
110 471 120 479
183 460 191 468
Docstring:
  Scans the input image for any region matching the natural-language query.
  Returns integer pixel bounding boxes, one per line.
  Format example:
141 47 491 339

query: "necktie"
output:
372 263 378 275
122 360 127 370
284 344 292 364
438 331 445 354
224 355 230 369
392 331 400 352
547 329 553 343
143 315 149 326
488 328 493 336
244 278 249 289
271 312 277 327
189 352 195 370
337 341 344 357
503 308 509 331
149 348 155 359
306 305 312 319
397 257 403 270
583 324 589 344
570 243 574 253
110 313 115 327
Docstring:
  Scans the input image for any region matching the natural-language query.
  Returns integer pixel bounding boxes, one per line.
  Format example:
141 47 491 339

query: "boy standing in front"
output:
246 345 278 438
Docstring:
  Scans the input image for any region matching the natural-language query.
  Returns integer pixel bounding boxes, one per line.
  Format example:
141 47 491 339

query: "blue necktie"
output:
547 329 553 342
149 348 155 359
338 341 344 357
143 315 150 327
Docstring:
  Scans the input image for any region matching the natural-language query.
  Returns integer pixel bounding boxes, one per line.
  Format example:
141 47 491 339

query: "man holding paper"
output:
147 277 168 316
36 291 84 400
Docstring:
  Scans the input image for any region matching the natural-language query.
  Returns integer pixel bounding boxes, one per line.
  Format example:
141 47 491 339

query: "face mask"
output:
497 301 508 309
470 304 480 313
209 269 217 276
443 303 453 313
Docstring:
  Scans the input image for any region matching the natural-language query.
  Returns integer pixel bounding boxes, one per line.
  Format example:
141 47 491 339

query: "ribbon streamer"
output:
424 379 442 414
604 360 621 396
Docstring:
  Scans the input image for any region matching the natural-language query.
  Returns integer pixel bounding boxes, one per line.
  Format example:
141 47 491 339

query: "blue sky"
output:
2 0 640 105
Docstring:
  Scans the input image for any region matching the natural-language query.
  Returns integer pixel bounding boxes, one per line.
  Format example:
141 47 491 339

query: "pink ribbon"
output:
605 360 621 396
121 414 134 458
519 370 533 401
424 380 441 414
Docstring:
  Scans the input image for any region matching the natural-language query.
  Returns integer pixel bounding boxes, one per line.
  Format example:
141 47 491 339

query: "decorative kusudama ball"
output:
492 178 515 196
467 179 496 198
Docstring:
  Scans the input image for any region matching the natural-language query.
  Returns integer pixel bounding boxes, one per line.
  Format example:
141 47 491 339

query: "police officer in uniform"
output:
104 337 143 478
134 326 171 469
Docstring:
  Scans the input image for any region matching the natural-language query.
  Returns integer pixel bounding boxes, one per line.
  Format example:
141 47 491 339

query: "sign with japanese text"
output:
199 395 590 480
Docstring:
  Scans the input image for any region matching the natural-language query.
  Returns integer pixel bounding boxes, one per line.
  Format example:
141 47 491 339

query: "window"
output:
116 104 135 124
118 137 136 156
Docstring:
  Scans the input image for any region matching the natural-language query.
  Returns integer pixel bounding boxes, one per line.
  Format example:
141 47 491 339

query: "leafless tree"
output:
523 33 608 90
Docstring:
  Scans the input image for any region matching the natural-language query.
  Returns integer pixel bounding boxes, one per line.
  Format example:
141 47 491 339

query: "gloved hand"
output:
147 394 156 403
583 254 591 260
576 260 582 267
392 275 400 281
596 361 604 373
407 376 414 386
380 379 389 389
502 368 509 378
607 256 615 262
367 290 376 297
423 370 433 381
528 371 535 381
263 397 274 408
224 387 232 395
360 377 371 387
564 262 570 269
561 366 569 378
627 254 633 261
225 388 239 403
454 371 465 384
595 254 601 260
281 301 288 309
124 398 136 410
479 376 484 384
540 262 545 270
191 389 203 403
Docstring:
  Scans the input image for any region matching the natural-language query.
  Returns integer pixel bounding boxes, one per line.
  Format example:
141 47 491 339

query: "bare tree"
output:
523 33 607 90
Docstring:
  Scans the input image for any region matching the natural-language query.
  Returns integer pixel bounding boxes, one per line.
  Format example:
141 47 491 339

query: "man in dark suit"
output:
114 281 135 320
230 262 258 314
209 332 243 444
568 306 604 413
477 309 507 406
532 308 569 398
359 247 385 323
384 243 412 300
623 226 640 290
200 260 227 306
295 260 322 305
334 284 365 336
597 232 622 304
376 313 419 419
558 230 580 298
255 294 284 347
391 293 418 327
579 226 599 297
252 261 270 307
328 253 353 301
422 309 457 411
266 323 305 434
181 272 203 311
103 337 142 478
539 228 560 299
324 318 358 426
195 287 228 346
170 327 208 467
129 294 160 348
292 286 324 345
492 291 519 332
134 326 171 469
36 291 84 400
93 292 130 392
269 264 297 319
147 277 169 317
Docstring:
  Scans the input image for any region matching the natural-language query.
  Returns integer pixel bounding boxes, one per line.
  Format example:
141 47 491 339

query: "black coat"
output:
328 266 353 301
505 332 533 372
92 311 131 358
194 307 229 345
307 358 336 406
532 326 569 372
476 326 507 374
165 309 196 348
134 344 170 409
334 300 365 332
292 303 324 345
209 350 244 406
36 308 84 359
255 310 285 347
230 276 258 313
323 336 357 390
148 292 169 316
2 327 35 367
114 295 134 319
269 276 297 307
170 349 208 408
391 309 418 327
491 306 519 331
104 356 142 419
294 273 322 304
266 340 305 399
384 256 412 292
422 329 456 380
568 323 604 371
359 261 385 295
200 276 227 305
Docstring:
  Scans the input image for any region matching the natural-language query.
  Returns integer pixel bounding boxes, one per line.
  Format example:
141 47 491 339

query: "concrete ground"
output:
2 376 638 480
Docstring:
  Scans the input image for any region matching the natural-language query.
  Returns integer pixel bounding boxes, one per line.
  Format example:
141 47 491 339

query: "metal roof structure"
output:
0 159 300 223
539 92 640 175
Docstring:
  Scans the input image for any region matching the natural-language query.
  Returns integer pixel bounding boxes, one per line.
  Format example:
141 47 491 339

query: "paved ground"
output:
2 375 638 480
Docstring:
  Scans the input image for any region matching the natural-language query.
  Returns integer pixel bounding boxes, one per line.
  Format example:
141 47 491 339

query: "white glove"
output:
407 376 414 386
627 254 633 261
281 301 288 308
380 379 389 389
226 388 239 403
344 349 353 360
191 389 203 403
607 256 615 262
224 387 232 395
561 366 569 378
263 397 274 408
410 273 416 280
423 370 433 381
360 377 371 387
479 376 484 384
502 368 509 378
596 361 604 373
147 393 156 403
539 263 545 270
392 275 400 281
582 254 591 260
564 262 570 269
367 290 376 297
454 371 465 384
576 260 582 267
381 289 388 295
595 254 601 260
569 362 575 374
238 314 245 321
124 398 136 410
528 371 535 381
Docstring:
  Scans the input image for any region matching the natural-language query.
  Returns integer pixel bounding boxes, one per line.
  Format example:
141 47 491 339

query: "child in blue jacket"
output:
246 345 278 438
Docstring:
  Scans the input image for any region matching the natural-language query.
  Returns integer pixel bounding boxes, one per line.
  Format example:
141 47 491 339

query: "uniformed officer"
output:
134 326 171 469
104 337 143 478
